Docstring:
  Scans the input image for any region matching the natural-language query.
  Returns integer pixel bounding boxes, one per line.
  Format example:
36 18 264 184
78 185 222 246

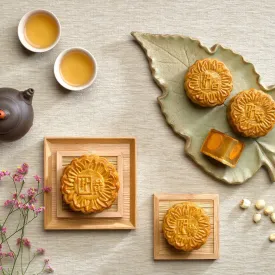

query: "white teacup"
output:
54 47 97 91
18 9 61 53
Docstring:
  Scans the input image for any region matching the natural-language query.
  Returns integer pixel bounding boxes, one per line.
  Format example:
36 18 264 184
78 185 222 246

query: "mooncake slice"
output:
163 202 211 252
184 58 233 107
227 89 275 138
61 155 120 214
201 129 245 168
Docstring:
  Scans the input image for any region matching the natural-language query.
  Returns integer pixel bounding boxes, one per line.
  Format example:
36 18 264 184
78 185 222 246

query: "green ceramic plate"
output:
132 32 275 184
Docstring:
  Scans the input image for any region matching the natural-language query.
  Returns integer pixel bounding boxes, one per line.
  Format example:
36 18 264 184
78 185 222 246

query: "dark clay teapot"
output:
0 88 34 141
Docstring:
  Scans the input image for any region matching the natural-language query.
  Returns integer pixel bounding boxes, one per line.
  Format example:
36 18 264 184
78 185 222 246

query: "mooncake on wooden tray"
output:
61 155 120 214
162 202 211 252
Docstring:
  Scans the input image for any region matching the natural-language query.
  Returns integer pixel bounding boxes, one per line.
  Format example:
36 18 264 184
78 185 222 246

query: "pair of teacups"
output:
18 9 97 91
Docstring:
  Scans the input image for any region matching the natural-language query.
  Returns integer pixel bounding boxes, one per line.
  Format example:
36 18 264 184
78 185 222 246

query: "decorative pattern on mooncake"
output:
184 58 233 107
227 89 275 138
61 155 120 214
163 202 211 252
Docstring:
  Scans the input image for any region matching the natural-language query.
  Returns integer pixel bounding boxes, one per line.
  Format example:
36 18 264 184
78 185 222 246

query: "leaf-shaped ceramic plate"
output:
132 32 275 184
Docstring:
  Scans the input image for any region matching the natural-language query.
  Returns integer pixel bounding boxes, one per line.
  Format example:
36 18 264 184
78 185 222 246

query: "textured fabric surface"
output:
0 0 275 274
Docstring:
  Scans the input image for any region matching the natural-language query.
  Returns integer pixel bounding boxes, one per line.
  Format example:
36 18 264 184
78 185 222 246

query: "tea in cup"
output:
54 48 97 91
18 9 61 52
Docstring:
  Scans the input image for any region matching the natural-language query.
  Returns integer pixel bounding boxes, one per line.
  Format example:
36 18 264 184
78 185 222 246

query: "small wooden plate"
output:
44 137 136 230
153 194 219 260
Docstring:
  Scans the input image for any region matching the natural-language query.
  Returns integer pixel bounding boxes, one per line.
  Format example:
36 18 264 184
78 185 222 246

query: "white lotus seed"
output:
240 199 251 209
270 213 275 223
269 233 275 242
264 206 274 216
253 213 262 223
255 199 266 210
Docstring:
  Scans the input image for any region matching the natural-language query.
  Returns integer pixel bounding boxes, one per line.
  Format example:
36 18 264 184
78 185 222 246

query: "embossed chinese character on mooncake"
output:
61 155 120 214
227 89 275 138
184 58 233 107
163 202 211 252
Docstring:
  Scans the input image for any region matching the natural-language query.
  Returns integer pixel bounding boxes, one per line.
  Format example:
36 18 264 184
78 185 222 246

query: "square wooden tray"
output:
153 194 219 260
44 137 136 230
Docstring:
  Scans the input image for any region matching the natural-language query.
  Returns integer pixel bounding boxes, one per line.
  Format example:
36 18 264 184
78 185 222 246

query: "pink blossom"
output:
12 163 29 182
14 200 24 209
34 175 42 182
45 264 54 273
12 193 17 199
0 170 10 180
18 203 24 209
4 199 14 207
42 186 52 193
35 206 45 214
29 197 37 204
36 248 45 255
0 252 13 258
27 187 37 197
0 266 2 270
19 194 25 199
28 204 35 211
1 227 7 234
23 238 31 248
7 252 14 258
13 174 24 182
17 238 31 248
14 200 19 207
16 163 29 175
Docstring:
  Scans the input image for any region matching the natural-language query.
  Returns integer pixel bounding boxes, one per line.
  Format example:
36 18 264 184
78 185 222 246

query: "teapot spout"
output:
22 88 34 104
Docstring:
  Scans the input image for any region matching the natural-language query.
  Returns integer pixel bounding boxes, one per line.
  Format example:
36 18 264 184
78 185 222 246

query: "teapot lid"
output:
0 96 21 134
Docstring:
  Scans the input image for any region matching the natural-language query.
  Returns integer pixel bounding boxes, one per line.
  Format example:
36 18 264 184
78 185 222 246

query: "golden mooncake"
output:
184 58 233 107
61 155 120 214
163 202 211 252
227 89 275 138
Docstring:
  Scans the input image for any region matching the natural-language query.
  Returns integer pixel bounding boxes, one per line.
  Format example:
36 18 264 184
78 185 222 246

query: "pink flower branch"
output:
0 164 54 274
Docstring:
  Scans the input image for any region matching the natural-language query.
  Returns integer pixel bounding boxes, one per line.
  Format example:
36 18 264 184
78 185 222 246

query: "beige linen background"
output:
0 0 275 274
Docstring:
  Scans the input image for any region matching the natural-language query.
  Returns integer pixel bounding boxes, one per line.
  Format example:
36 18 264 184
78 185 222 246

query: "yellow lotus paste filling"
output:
201 129 245 168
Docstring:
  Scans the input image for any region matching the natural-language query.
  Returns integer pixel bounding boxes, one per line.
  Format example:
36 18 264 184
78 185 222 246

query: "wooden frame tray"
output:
153 194 219 260
44 137 136 230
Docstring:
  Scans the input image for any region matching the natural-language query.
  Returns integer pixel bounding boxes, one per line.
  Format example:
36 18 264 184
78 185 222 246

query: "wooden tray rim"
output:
44 137 137 230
